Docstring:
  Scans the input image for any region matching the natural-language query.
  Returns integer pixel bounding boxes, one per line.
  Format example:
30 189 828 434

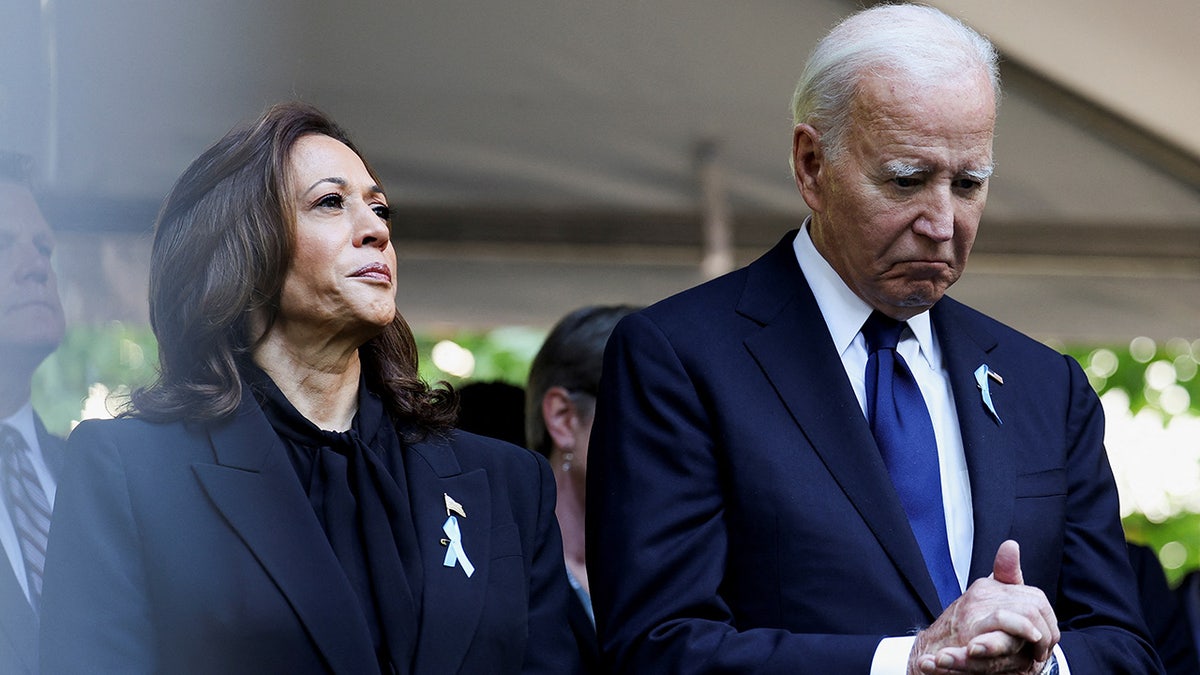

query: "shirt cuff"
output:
1051 644 1069 675
871 636 916 675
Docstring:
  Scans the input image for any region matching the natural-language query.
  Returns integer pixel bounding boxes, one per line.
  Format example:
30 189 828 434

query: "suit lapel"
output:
933 300 1017 582
405 435 491 675
190 402 378 675
739 232 944 618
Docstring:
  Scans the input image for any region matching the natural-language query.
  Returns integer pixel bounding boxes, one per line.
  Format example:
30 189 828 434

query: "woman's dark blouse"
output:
246 366 424 673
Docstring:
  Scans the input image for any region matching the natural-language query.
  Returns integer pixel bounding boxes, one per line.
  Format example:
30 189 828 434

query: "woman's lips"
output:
351 262 392 283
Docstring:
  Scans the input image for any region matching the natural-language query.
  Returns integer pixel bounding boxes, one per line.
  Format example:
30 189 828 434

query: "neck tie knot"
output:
862 311 905 353
0 424 22 454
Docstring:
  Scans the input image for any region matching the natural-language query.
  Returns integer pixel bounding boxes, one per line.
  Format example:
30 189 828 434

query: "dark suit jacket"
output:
587 231 1161 673
0 413 63 675
1178 570 1200 673
40 397 581 674
1127 542 1199 674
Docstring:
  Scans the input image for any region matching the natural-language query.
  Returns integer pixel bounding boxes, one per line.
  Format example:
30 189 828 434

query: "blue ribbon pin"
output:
442 515 475 577
974 364 1003 425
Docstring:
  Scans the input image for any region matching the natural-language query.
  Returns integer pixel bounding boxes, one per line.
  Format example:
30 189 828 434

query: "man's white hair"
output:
790 3 1000 162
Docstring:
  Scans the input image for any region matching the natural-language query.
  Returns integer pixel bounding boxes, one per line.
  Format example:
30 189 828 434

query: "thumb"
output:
992 539 1024 585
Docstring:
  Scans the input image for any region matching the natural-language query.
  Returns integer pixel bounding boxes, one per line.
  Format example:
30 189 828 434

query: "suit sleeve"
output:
1054 356 1165 672
522 452 584 674
587 312 881 673
40 421 157 674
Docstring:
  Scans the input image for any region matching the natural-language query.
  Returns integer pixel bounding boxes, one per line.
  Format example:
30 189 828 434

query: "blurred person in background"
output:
40 102 580 675
0 150 66 675
1179 567 1200 673
1126 542 1199 674
525 304 637 673
456 380 526 448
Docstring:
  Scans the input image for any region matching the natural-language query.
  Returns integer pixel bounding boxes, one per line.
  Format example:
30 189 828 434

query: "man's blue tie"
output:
862 311 961 609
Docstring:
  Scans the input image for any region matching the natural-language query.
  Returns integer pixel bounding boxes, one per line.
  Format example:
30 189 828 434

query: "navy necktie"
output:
1 423 52 616
862 311 960 609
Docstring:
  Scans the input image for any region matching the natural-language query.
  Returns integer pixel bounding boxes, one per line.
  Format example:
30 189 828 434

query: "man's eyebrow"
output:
880 161 994 181
962 165 994 181
882 160 924 177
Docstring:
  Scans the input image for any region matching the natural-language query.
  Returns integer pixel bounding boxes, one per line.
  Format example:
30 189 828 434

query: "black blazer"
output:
1127 542 1200 674
0 413 63 675
41 397 581 674
587 230 1162 673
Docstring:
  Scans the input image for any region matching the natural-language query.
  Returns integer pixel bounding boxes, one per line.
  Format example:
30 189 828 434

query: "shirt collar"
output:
792 219 939 370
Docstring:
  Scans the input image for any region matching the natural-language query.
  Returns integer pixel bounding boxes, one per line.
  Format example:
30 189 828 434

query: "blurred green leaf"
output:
32 322 158 436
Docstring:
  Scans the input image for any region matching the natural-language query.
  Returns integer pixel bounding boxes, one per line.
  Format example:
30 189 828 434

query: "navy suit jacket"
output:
1127 542 1199 674
587 231 1161 673
0 413 63 675
40 397 581 674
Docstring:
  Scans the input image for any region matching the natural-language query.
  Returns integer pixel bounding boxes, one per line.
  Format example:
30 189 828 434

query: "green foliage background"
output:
1060 340 1200 584
32 322 158 435
32 324 1200 584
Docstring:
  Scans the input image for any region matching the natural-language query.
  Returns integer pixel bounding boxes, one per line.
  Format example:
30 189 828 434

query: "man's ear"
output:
541 386 578 450
792 123 825 212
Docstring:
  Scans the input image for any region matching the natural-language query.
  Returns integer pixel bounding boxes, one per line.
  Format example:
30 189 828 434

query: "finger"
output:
930 645 1035 674
966 630 1024 659
995 595 1056 660
992 539 1023 585
918 647 969 673
988 605 1046 638
994 607 1055 665
1034 603 1059 660
921 643 1027 667
1037 599 1061 648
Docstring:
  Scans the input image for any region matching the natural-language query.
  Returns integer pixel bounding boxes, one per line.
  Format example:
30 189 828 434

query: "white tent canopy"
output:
5 0 1198 341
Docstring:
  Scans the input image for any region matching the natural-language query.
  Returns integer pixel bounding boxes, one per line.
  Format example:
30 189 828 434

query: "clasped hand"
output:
909 540 1059 675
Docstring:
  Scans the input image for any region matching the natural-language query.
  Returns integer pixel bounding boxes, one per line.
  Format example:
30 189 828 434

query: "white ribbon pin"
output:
974 364 1003 425
442 515 475 577
441 493 475 577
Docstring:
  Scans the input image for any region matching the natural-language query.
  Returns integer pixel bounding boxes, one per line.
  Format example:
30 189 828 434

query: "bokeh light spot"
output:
1160 541 1188 570
1129 336 1157 363
431 340 476 378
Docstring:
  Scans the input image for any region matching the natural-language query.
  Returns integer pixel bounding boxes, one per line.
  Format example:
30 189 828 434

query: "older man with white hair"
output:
587 5 1161 674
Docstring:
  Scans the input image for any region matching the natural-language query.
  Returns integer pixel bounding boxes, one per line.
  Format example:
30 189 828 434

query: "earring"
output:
561 451 574 473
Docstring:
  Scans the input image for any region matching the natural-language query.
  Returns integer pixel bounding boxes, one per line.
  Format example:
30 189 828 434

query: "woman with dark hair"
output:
524 305 638 674
40 102 580 674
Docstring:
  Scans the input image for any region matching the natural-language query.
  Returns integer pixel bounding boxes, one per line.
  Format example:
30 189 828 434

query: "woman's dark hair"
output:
525 304 638 458
130 101 455 432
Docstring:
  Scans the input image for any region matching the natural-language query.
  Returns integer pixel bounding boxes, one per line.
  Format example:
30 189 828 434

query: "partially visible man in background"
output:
0 150 66 675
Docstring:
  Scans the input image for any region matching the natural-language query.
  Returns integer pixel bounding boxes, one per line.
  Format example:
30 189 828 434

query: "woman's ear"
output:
792 123 826 213
540 386 578 450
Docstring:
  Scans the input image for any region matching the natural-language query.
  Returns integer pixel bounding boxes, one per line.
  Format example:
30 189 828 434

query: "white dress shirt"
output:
792 223 1068 675
1 401 58 604
792 222 974 586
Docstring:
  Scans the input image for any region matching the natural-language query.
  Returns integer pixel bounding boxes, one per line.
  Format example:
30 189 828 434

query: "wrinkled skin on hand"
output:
909 540 1059 674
